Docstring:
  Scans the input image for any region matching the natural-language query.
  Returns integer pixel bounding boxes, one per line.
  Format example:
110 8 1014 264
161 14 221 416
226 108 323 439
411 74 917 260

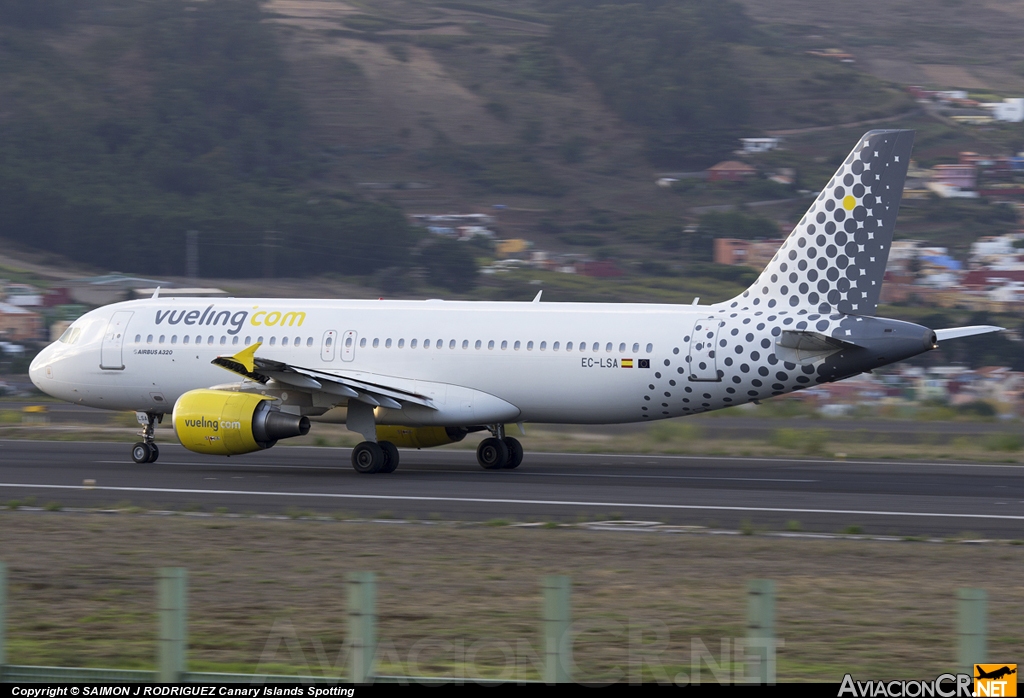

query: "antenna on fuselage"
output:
691 297 699 305
152 287 161 299
532 290 543 303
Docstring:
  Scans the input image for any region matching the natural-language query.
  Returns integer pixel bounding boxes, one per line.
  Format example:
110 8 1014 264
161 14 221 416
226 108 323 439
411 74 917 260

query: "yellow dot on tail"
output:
842 195 856 211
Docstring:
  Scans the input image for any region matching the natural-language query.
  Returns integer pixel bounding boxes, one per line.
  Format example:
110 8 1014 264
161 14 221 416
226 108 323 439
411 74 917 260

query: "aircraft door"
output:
100 311 134 370
687 317 722 382
321 330 337 362
341 330 357 362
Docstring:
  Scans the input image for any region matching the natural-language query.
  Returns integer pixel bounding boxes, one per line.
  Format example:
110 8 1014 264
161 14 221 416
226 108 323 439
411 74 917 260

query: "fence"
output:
0 561 992 684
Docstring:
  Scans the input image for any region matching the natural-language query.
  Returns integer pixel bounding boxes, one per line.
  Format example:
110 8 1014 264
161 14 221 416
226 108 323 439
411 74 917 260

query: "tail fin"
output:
724 129 914 316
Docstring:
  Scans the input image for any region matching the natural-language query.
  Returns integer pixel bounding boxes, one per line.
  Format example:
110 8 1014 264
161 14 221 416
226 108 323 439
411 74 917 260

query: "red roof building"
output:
707 161 757 182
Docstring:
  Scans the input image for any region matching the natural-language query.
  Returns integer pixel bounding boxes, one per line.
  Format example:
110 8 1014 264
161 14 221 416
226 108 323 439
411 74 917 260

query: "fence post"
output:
0 562 7 677
348 571 376 683
957 588 987 674
746 579 776 684
542 575 572 684
157 567 187 683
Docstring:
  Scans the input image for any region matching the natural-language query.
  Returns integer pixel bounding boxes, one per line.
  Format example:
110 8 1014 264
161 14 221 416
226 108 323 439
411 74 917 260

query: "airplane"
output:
975 666 1017 680
29 129 1004 474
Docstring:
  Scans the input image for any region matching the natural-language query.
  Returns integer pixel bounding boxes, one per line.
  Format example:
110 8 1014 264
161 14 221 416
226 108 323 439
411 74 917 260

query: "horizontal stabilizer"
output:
775 330 850 365
934 325 1004 342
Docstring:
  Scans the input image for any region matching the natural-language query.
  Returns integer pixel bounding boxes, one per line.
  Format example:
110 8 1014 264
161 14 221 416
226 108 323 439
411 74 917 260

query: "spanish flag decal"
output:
621 358 634 368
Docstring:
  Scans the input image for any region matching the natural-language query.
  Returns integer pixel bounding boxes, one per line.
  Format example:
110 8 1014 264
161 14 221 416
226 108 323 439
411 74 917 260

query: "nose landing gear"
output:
131 412 161 464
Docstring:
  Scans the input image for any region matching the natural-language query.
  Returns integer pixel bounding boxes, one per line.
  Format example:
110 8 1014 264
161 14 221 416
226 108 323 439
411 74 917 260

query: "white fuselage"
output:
31 296 777 425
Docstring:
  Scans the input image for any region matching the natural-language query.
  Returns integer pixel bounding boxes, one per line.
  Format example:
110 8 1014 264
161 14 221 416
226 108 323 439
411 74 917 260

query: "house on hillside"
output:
0 302 43 342
707 161 757 182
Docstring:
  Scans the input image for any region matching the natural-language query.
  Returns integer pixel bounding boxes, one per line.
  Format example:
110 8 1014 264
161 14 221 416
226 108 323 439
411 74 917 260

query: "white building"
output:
740 137 781 154
983 98 1024 123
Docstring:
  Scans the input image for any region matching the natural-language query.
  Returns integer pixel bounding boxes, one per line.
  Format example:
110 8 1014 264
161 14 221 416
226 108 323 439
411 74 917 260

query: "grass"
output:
1 511 1022 681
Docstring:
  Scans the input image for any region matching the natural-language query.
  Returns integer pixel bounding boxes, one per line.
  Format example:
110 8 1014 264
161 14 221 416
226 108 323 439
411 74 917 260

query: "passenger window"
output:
373 338 379 348
527 341 533 350
147 334 153 344
346 337 353 347
606 342 613 352
208 336 215 345
326 337 333 347
488 340 495 350
553 342 560 351
385 338 392 348
134 334 141 344
232 336 239 345
462 340 469 349
398 339 405 348
619 342 626 352
540 341 546 350
646 343 653 353
245 336 251 344
475 340 482 349
171 336 178 345
514 340 521 350
632 343 640 353
422 339 429 349
566 342 573 351
257 336 264 344
501 340 508 350
269 337 277 346
360 338 366 348
220 336 226 345
183 336 190 345
307 337 314 347
159 335 165 344
282 337 290 346
450 340 456 349
294 337 300 346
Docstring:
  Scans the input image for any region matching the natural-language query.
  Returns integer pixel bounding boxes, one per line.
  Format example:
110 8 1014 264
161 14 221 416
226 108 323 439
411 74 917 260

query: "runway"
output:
2 440 1023 537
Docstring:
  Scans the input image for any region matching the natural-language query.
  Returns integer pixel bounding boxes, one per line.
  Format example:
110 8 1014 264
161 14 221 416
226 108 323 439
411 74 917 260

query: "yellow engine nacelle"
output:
376 426 469 449
173 389 310 456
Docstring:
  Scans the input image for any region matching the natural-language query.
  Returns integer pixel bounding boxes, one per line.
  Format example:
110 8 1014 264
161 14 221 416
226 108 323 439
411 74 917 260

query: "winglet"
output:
211 342 264 380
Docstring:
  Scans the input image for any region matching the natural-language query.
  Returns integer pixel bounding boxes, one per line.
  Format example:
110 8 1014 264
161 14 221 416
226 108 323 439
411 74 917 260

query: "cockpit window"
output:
58 327 82 345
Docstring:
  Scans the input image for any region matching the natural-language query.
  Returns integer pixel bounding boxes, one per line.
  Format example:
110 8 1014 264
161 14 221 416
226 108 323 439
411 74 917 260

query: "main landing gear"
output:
131 412 161 464
351 440 399 474
477 424 523 470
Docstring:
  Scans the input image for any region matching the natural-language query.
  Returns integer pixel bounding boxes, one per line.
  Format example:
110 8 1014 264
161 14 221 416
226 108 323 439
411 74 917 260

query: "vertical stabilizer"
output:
724 129 914 316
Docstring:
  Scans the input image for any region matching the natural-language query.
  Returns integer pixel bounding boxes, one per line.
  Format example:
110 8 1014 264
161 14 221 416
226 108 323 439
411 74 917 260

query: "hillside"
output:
1 0 1022 310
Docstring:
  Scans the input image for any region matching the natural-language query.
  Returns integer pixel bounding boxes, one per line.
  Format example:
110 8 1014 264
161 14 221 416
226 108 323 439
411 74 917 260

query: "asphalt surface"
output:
2 440 1023 537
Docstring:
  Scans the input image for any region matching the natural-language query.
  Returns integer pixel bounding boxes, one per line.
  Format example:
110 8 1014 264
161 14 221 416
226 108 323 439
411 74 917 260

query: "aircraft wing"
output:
933 325 1004 341
211 342 436 410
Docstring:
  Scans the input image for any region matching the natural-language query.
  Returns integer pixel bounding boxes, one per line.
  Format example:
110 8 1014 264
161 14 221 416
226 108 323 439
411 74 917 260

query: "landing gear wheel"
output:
502 437 523 469
477 437 509 470
352 441 385 474
131 442 152 464
147 443 160 463
379 441 399 473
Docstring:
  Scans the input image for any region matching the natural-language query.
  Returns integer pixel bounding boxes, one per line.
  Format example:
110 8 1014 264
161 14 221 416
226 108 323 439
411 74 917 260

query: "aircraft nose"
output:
29 344 54 392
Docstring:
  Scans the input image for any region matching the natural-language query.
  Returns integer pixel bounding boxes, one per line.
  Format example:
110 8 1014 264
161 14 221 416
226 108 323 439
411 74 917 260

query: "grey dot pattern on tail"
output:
723 130 914 318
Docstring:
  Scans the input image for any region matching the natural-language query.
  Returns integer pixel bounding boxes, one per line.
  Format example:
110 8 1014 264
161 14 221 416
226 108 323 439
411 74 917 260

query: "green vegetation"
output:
0 0 417 277
552 0 752 166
